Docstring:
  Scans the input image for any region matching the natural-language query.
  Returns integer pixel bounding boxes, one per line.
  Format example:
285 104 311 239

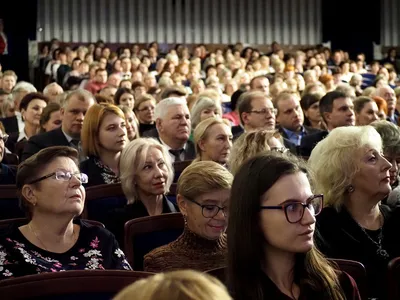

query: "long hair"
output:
228 153 345 300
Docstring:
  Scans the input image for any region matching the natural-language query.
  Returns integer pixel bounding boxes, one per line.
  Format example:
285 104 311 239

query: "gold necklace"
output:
28 223 76 252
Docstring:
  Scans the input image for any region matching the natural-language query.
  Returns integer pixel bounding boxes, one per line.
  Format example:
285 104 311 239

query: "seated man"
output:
0 121 16 184
299 91 355 157
374 85 397 124
21 89 95 162
143 97 195 162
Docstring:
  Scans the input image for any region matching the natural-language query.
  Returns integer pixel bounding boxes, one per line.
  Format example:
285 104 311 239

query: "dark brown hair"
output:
39 102 61 133
19 92 49 112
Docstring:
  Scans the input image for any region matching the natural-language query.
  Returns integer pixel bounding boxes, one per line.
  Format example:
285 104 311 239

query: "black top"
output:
0 219 132 280
80 156 120 188
299 130 329 157
139 123 156 136
105 196 179 247
316 205 400 299
0 163 16 185
0 116 19 134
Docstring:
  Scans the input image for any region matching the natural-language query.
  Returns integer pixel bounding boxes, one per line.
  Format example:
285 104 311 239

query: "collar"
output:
174 226 227 251
15 113 25 133
282 126 305 137
17 129 28 142
159 137 187 152
62 129 75 143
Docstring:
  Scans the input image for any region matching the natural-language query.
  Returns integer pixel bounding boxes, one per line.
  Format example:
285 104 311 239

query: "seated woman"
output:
144 161 232 272
354 96 379 125
39 102 61 133
114 270 232 300
119 105 139 141
114 87 134 111
300 92 324 130
6 92 48 158
190 97 222 130
228 153 360 300
134 94 156 136
370 120 400 207
0 121 16 184
309 126 400 299
106 138 178 247
229 129 287 175
193 118 232 166
0 146 131 280
80 103 127 187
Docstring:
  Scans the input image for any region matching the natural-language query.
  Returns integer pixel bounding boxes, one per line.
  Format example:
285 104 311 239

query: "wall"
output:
37 0 322 45
381 0 399 47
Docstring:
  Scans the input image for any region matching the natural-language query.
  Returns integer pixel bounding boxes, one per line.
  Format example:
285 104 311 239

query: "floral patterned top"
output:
0 219 132 280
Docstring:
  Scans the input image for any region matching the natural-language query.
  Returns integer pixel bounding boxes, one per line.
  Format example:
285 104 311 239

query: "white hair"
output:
12 81 37 94
154 97 188 120
43 82 63 95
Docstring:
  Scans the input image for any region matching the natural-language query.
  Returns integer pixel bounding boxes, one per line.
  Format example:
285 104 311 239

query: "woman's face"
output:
43 110 62 132
179 189 230 240
114 60 122 72
119 93 134 110
200 107 220 122
352 146 392 198
98 113 127 154
199 123 232 165
28 157 85 216
304 102 321 123
260 172 316 253
383 152 400 185
136 100 155 124
378 110 386 120
136 147 169 197
356 102 379 126
124 111 137 141
23 99 47 127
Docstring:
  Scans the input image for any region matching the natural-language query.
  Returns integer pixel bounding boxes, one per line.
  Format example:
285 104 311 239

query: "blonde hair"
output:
229 130 282 175
118 104 140 140
308 126 382 211
113 270 232 300
191 97 222 129
134 93 156 111
193 117 231 161
119 138 174 204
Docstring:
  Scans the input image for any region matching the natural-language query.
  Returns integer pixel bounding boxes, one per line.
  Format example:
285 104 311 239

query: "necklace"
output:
28 223 76 252
356 214 390 259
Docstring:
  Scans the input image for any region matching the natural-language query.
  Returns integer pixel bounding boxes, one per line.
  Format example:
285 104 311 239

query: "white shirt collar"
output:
159 137 186 163
17 130 28 142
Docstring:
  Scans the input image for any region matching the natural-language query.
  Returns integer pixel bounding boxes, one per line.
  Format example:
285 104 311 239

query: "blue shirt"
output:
282 127 306 146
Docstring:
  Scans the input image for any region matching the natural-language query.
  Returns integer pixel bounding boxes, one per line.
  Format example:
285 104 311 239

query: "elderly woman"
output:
80 103 127 187
229 130 287 175
190 97 222 131
309 126 400 299
228 153 360 300
39 102 61 133
354 96 379 126
134 94 156 136
0 146 131 280
371 120 400 207
193 118 232 166
144 161 232 272
106 138 178 247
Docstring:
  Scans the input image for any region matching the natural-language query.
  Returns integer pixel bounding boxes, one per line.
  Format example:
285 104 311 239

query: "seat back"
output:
329 258 367 300
173 160 192 181
388 257 400 300
0 185 24 221
167 183 177 204
124 213 184 270
3 153 19 165
0 270 153 299
83 183 127 223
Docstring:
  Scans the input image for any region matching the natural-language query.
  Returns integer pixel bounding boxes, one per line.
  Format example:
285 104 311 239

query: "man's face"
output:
121 58 131 72
325 97 355 129
0 93 9 105
381 87 396 112
251 77 270 95
61 95 95 139
2 76 16 92
277 96 304 132
242 97 276 131
157 104 191 144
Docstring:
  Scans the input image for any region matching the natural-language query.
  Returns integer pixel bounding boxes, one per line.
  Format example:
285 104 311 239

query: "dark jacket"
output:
298 130 329 157
0 116 19 134
80 156 120 188
0 163 17 185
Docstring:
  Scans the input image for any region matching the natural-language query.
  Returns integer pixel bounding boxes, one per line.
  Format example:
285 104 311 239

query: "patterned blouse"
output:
0 220 131 280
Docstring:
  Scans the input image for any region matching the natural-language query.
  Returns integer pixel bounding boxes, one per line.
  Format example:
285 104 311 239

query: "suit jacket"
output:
386 114 399 125
142 128 196 161
277 125 321 142
298 130 329 157
0 116 19 134
21 128 70 162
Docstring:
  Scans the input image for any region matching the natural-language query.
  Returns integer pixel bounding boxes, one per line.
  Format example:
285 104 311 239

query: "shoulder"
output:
79 157 97 171
304 125 322 135
303 130 328 143
79 220 115 241
142 128 159 138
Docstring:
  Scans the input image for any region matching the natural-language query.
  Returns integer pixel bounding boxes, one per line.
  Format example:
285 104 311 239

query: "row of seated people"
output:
1 121 400 299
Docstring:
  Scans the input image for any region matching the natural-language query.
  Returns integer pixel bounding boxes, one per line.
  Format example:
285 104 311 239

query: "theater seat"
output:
167 183 177 204
388 257 400 300
0 185 24 221
173 160 192 182
124 213 184 270
0 270 153 300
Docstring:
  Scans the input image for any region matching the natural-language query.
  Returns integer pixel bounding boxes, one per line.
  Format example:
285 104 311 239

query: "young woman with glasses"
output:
228 153 360 300
0 146 131 280
144 160 233 273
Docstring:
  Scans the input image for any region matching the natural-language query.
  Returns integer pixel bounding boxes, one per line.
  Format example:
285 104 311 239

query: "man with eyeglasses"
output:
0 121 16 184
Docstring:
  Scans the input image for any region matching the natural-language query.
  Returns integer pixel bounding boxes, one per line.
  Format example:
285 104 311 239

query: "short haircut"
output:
353 96 374 114
19 92 49 112
62 89 94 108
319 91 347 122
237 90 267 125
43 82 62 95
12 81 37 94
119 138 174 204
81 103 125 157
134 94 156 111
274 91 297 114
40 102 61 133
249 75 268 89
132 81 146 91
370 120 400 156
154 97 187 120
114 87 133 105
159 85 187 100
308 126 382 211
190 97 222 129
17 146 79 219
95 68 107 74
2 70 17 81
300 92 323 111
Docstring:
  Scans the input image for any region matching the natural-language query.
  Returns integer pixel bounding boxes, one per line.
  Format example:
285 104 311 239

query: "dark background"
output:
0 0 381 82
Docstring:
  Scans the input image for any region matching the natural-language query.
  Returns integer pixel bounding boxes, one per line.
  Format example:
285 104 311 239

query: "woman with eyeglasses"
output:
134 94 156 136
309 126 400 299
0 146 131 280
228 153 360 300
144 161 233 273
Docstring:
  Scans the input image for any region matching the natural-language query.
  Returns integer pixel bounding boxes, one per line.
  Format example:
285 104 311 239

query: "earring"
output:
347 185 355 193
183 215 188 226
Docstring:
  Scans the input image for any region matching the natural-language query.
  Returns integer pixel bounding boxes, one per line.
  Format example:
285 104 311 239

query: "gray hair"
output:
154 97 188 120
62 89 94 108
12 81 37 94
191 97 222 129
43 82 63 95
370 120 400 156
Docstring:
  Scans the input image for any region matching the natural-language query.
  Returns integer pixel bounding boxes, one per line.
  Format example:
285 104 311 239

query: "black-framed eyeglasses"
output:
28 171 89 185
186 198 228 218
0 134 9 143
249 108 277 115
260 194 323 223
